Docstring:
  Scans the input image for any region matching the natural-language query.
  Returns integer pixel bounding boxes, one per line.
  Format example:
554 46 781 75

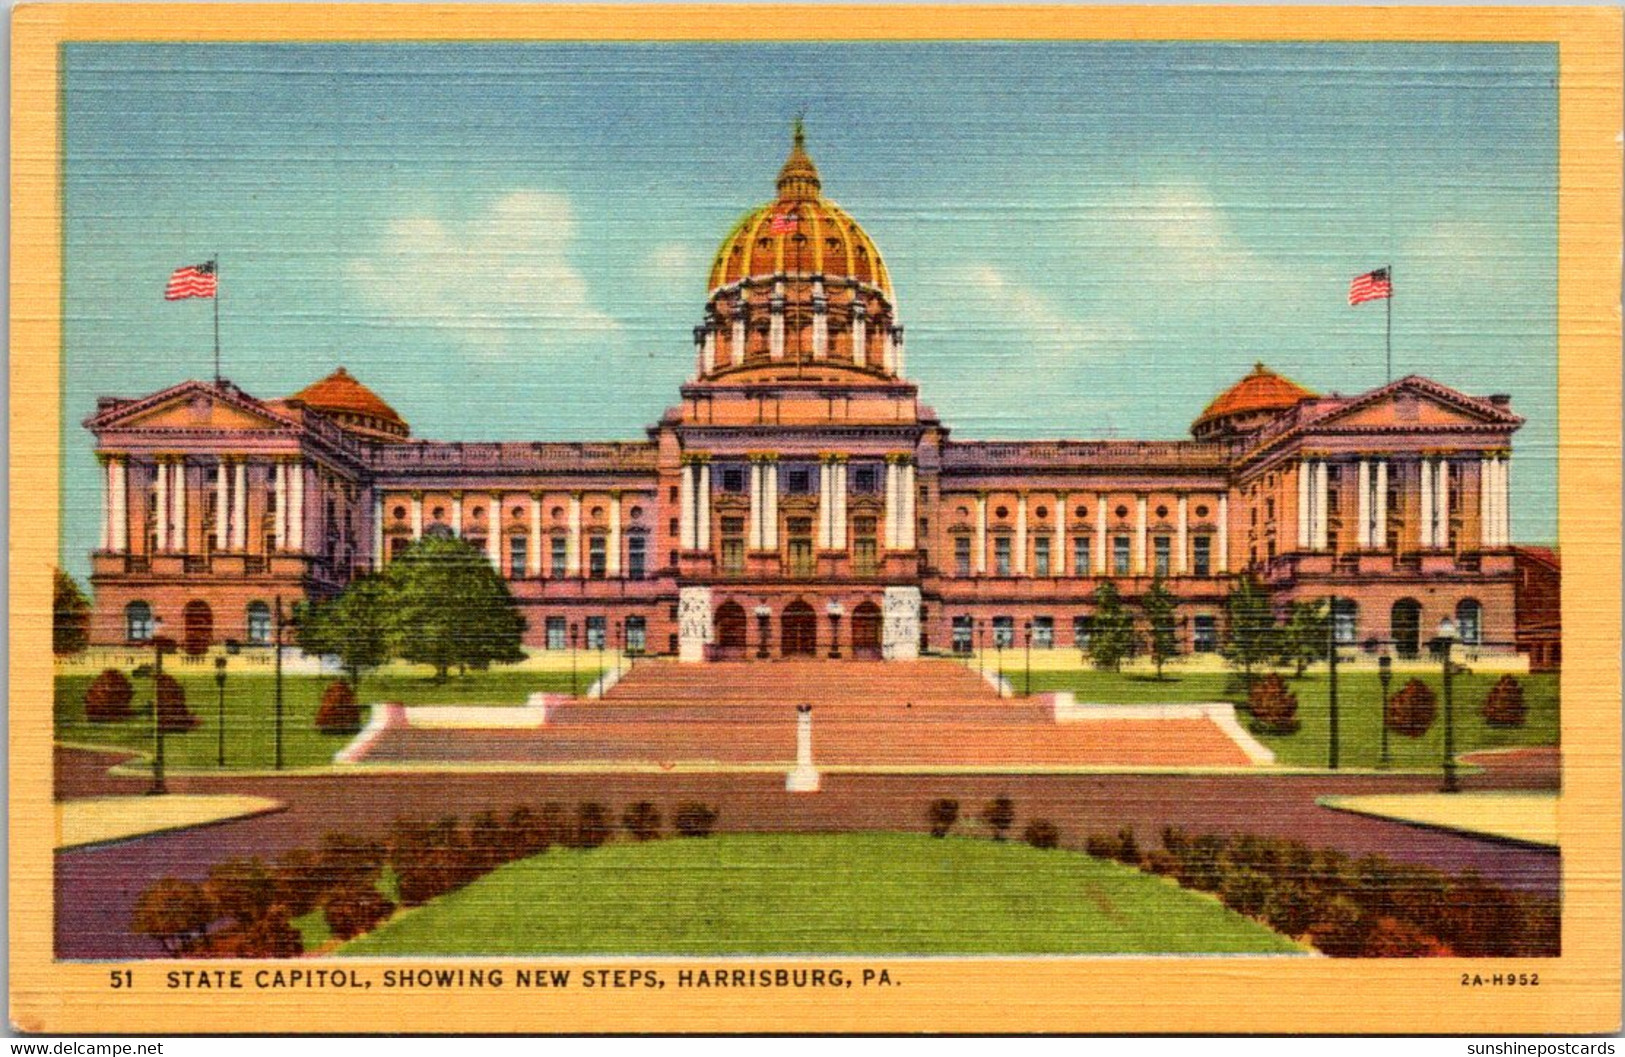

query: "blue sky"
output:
60 42 1558 577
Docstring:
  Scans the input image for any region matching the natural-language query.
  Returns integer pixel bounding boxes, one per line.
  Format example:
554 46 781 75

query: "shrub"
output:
323 884 396 941
1362 915 1450 957
84 669 136 722
1023 820 1061 850
673 802 719 838
1483 674 1528 728
1260 881 1317 938
1246 673 1301 735
503 805 554 859
389 817 468 907
926 798 960 838
621 802 662 842
316 832 387 892
980 797 1016 841
1144 850 1180 877
1386 679 1438 738
196 911 304 958
203 857 278 926
1113 827 1142 867
273 849 327 917
1308 896 1371 957
468 811 507 872
315 681 363 735
154 673 200 733
1218 867 1271 918
569 802 612 850
131 878 215 955
1083 832 1119 860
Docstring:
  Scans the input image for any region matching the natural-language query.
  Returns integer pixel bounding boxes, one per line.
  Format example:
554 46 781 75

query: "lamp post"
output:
1325 597 1341 771
146 618 167 796
214 655 228 768
975 619 985 677
1023 620 1033 698
826 600 844 659
613 619 623 679
272 595 286 771
754 604 771 660
596 620 605 680
569 624 579 696
1435 617 1461 793
1376 651 1393 770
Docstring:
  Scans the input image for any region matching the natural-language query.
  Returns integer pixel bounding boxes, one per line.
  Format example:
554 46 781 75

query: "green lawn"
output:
336 833 1304 956
1012 667 1559 769
53 667 602 771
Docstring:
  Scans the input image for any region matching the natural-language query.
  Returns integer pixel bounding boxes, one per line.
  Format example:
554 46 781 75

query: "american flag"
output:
767 210 799 234
1348 267 1392 306
165 260 217 300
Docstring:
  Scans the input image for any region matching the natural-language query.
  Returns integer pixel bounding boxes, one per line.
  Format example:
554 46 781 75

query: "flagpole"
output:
212 255 221 386
1384 262 1392 383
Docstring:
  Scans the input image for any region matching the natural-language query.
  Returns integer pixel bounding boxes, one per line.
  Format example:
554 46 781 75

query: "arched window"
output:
1455 598 1483 646
125 601 154 642
1331 598 1358 645
246 601 272 646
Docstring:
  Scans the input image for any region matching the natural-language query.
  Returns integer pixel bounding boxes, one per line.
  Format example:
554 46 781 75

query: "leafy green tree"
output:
1221 574 1277 682
1087 582 1136 672
296 575 393 688
1141 577 1179 680
1278 599 1332 677
53 568 91 656
380 535 526 679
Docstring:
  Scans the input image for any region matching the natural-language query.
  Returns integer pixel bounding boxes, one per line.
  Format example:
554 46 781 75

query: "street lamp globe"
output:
1436 617 1459 643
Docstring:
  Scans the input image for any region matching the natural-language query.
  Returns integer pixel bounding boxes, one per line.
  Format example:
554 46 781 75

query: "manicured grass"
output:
336 833 1304 956
1012 667 1558 770
1318 793 1558 848
53 667 602 770
55 794 282 850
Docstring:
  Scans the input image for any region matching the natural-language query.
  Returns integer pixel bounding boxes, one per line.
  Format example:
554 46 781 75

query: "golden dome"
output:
707 123 893 300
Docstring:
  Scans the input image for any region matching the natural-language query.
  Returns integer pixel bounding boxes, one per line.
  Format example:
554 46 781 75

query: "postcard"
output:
11 4 1622 1035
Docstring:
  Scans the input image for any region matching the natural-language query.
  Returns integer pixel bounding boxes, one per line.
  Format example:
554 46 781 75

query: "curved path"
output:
53 745 1559 960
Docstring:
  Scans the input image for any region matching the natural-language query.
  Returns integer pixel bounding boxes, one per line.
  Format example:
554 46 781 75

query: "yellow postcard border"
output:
10 4 1622 1035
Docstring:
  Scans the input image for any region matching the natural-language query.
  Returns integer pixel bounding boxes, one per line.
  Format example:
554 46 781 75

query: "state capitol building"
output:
83 129 1557 668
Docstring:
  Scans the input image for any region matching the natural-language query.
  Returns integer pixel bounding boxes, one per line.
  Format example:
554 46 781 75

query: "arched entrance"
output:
714 601 748 659
182 600 213 655
851 601 883 659
781 600 817 657
1391 598 1422 659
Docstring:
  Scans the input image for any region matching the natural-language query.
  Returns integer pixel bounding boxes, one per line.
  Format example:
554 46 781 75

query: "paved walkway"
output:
53 745 1560 960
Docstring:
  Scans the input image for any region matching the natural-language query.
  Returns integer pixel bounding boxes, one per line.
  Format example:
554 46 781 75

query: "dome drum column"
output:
850 292 868 368
692 326 707 380
811 278 828 359
731 292 747 367
769 280 787 361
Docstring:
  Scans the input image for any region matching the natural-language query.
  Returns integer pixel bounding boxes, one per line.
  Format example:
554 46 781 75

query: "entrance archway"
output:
1391 598 1422 658
781 601 817 657
714 601 747 659
851 601 883 659
182 600 213 655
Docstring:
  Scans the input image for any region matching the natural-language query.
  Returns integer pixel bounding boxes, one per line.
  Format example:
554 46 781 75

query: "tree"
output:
53 569 91 656
926 798 960 838
1386 678 1438 738
1087 583 1135 672
1222 574 1277 682
154 673 200 732
1483 674 1528 728
1278 600 1331 677
84 669 135 722
1141 577 1179 679
981 796 1015 841
296 575 393 689
621 801 662 841
1247 673 1301 734
380 536 526 679
131 878 215 955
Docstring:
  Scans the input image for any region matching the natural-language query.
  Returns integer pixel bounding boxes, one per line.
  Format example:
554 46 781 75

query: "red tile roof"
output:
1194 363 1316 428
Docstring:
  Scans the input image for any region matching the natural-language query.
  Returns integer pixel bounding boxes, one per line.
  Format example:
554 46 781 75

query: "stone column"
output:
769 280 786 360
272 462 286 549
883 458 899 549
697 463 712 551
529 494 543 576
1316 461 1331 552
232 461 247 551
692 325 706 378
703 319 719 374
786 704 820 792
567 493 582 576
109 457 129 553
1375 461 1389 549
487 494 502 567
1134 495 1148 575
1094 494 1108 574
154 457 170 552
851 295 867 366
607 492 622 576
98 457 113 551
215 459 231 552
372 492 384 570
975 493 988 575
731 294 747 366
679 463 695 550
1176 495 1189 575
763 459 780 549
830 459 847 550
815 461 831 550
1419 458 1435 548
1014 493 1028 575
811 279 828 359
1357 460 1372 548
893 326 906 377
899 461 915 550
173 460 188 554
1217 494 1230 572
882 328 896 374
1297 459 1311 552
450 492 464 538
289 460 305 552
410 491 424 540
748 461 764 550
1054 492 1067 575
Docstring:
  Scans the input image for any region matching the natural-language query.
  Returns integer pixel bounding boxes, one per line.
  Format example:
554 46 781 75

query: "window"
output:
551 536 568 577
785 469 812 495
1153 536 1171 578
1193 536 1212 577
1112 536 1131 575
586 616 606 650
545 616 566 650
588 537 607 579
721 516 746 575
721 467 747 493
1456 599 1483 645
1333 598 1358 644
1032 616 1054 649
246 602 271 645
952 616 973 654
994 537 1012 576
1073 536 1091 576
1193 615 1218 652
510 536 528 578
1073 615 1093 649
992 616 1015 649
625 616 647 654
1034 537 1051 577
126 602 154 642
955 536 972 577
853 466 878 493
627 535 646 580
787 517 814 577
853 516 878 575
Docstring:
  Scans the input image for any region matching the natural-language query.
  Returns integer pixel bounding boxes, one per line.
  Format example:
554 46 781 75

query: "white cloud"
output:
648 242 704 280
1086 182 1271 284
350 191 620 355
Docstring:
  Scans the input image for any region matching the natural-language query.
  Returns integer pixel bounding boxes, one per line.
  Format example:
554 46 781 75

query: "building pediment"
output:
85 380 297 435
1305 376 1523 433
